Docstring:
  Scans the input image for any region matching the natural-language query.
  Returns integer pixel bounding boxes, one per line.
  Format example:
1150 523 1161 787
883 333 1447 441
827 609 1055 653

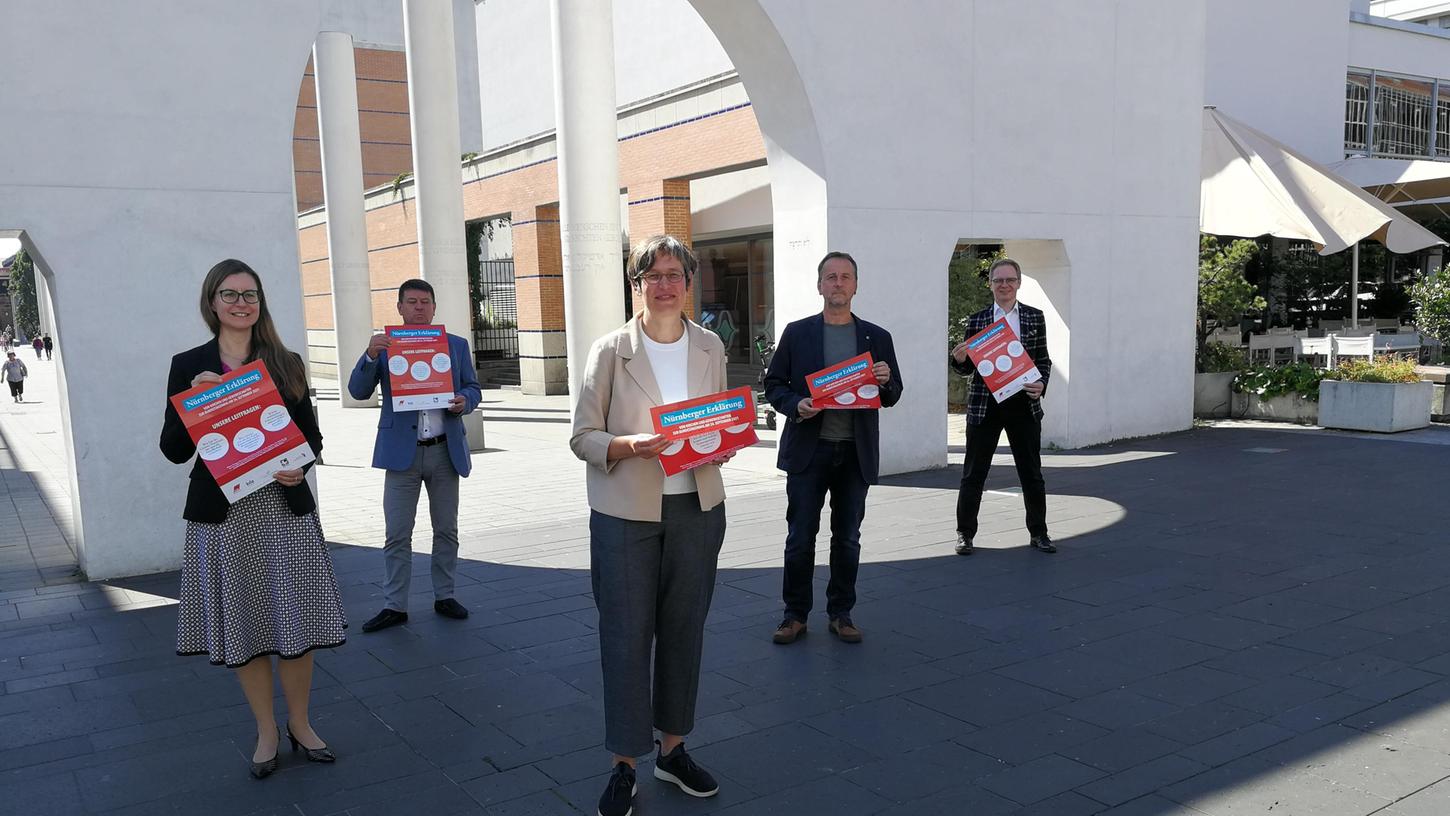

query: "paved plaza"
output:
4 356 1450 814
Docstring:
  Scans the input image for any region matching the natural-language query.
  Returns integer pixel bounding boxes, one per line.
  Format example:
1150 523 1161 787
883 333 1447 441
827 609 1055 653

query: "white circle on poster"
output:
410 361 431 381
260 404 290 432
834 391 857 406
689 432 722 454
431 353 451 373
857 384 879 400
976 360 994 377
663 440 685 456
726 422 751 434
388 355 408 376
994 355 1013 373
233 427 264 454
1007 340 1024 357
197 433 229 461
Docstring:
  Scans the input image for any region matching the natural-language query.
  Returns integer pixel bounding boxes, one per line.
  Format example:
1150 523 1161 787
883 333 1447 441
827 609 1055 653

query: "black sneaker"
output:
360 608 408 633
1029 534 1057 554
955 532 974 556
654 741 718 798
598 761 637 816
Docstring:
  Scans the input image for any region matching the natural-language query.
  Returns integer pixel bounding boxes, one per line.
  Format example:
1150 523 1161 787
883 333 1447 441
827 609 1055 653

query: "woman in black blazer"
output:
160 259 346 779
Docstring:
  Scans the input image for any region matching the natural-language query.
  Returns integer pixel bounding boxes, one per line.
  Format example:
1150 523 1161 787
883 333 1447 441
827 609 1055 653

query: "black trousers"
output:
782 440 868 622
955 393 1047 539
7 380 20 398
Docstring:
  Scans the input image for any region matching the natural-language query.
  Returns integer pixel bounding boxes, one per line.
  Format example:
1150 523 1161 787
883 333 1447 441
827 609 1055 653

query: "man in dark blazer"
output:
349 279 482 632
950 258 1055 556
764 251 903 645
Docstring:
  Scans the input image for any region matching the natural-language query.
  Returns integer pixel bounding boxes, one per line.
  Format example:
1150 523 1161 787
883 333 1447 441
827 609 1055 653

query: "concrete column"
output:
626 179 693 318
313 32 376 408
403 0 484 448
512 205 568 394
550 0 627 395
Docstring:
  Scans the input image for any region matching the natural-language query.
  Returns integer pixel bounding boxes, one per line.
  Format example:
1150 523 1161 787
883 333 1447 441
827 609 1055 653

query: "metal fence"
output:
1346 68 1450 159
473 258 518 362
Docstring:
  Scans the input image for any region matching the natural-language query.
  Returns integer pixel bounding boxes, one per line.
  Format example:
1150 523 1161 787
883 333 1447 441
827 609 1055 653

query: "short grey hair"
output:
627 234 697 287
987 258 1022 279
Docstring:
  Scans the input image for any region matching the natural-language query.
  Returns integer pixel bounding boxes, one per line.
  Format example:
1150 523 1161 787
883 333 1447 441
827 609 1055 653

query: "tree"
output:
1198 235 1265 369
947 246 998 347
1409 268 1450 346
7 249 38 337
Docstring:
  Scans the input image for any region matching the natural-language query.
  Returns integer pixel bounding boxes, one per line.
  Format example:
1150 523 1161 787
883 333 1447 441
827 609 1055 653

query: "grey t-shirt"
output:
819 321 857 441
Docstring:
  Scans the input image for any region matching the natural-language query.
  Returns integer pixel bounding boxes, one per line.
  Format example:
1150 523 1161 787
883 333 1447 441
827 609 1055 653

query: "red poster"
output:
385 324 454 412
963 317 1042 402
807 352 882 409
168 361 316 503
649 386 758 477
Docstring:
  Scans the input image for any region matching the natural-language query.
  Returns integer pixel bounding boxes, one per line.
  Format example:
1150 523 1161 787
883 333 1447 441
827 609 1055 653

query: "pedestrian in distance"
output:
42 334 53 360
3 351 27 402
31 335 42 359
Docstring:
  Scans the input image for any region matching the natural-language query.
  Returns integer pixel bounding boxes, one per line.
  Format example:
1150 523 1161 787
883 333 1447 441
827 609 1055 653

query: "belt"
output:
417 434 447 447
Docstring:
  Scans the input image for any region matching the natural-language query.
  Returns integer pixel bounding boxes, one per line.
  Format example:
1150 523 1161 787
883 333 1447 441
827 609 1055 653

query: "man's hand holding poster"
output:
168 361 315 503
384 324 453 412
963 317 1042 402
649 386 758 477
806 352 882 409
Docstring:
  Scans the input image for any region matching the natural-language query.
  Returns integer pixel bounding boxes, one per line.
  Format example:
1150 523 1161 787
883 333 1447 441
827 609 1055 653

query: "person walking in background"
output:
950 257 1055 556
570 235 734 816
42 334 53 360
160 259 346 780
349 279 482 633
763 251 903 645
31 335 42 359
3 351 27 402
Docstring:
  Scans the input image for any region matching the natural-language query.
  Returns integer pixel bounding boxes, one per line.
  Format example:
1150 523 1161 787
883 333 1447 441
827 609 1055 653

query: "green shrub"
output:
1196 342 1246 374
1233 362 1327 401
1324 357 1420 384
1409 270 1450 344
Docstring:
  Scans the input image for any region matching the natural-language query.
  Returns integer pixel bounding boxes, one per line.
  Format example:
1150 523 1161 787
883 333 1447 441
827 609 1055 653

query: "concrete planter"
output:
1194 372 1237 418
1232 391 1318 424
1318 380 1432 433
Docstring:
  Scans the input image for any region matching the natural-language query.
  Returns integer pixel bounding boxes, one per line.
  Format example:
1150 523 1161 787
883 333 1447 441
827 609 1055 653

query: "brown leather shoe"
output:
772 618 807 644
829 617 863 643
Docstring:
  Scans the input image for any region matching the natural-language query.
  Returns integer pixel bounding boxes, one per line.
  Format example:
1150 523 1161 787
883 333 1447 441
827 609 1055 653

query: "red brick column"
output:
512 204 568 394
626 178 693 318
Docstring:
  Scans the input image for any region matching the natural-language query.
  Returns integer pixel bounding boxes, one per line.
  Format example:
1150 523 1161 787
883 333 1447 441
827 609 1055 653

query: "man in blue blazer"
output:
949 258 1055 556
764 252 903 645
349 279 483 632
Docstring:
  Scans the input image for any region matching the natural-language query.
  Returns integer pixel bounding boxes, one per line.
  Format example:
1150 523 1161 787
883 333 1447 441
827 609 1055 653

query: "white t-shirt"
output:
642 330 698 495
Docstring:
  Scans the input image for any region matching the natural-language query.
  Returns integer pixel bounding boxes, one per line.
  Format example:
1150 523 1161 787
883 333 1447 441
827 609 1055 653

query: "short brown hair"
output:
987 258 1022 279
817 251 858 281
627 235 697 287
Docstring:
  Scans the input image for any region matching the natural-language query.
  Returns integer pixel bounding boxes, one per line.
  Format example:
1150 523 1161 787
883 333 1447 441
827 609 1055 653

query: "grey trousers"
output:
590 494 726 757
382 442 461 611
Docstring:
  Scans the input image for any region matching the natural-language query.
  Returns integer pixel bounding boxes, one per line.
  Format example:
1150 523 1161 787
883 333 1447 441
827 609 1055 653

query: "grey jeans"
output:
382 442 461 611
590 494 726 757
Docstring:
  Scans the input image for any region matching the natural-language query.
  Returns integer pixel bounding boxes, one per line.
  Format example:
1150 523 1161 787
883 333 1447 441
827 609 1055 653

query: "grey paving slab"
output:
4 363 1450 813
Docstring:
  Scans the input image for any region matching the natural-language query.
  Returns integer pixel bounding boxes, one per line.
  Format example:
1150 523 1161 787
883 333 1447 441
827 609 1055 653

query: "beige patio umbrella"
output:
1200 107 1445 326
1326 156 1450 206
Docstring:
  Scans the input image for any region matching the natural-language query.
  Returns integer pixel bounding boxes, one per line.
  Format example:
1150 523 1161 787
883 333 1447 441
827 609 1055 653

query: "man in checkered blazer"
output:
949 258 1055 555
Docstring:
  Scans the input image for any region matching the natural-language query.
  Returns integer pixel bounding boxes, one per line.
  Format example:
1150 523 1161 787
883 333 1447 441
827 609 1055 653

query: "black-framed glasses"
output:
217 289 260 304
636 271 686 287
990 277 1020 285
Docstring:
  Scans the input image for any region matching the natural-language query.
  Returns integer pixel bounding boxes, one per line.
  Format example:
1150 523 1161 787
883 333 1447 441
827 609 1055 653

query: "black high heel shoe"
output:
249 726 280 779
287 724 336 763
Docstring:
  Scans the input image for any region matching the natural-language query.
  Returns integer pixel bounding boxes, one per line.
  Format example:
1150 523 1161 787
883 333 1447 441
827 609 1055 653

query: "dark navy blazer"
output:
347 332 482 477
763 313 903 484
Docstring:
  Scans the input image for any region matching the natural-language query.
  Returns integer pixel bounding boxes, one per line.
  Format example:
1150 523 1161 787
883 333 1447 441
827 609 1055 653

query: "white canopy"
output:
1326 156 1450 205
1200 107 1444 256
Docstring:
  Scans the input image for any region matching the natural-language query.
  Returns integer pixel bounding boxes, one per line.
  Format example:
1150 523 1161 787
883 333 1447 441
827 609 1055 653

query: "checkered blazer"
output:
950 303 1053 426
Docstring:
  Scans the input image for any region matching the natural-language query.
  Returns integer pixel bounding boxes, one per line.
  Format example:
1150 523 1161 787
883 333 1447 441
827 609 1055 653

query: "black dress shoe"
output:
249 726 280 779
287 724 336 763
955 533 974 556
434 598 469 619
1029 534 1057 553
361 608 408 633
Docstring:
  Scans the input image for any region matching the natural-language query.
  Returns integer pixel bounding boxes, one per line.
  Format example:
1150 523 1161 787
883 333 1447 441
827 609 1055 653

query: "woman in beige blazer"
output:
570 235 734 816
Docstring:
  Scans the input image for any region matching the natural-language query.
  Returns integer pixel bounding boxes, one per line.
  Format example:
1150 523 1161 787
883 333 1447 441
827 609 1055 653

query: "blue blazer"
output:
347 332 482 476
763 313 903 484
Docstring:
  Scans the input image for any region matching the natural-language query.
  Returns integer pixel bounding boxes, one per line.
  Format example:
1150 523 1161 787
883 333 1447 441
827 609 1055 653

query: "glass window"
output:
1373 74 1434 157
695 234 774 387
1345 70 1371 154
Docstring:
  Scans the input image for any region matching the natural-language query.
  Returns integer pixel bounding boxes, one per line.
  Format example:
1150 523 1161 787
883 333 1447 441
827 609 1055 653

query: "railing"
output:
1346 67 1450 159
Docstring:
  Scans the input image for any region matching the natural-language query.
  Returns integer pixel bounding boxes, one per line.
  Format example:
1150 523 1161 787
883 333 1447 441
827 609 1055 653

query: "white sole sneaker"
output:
596 782 637 816
654 766 719 798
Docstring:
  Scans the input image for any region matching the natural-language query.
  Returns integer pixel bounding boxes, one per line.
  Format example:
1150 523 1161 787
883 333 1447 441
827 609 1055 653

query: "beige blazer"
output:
570 316 728 522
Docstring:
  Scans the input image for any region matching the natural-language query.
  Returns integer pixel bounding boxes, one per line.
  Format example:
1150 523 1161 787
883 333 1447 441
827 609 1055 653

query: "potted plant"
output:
1194 342 1245 418
1232 362 1324 423
1318 357 1431 432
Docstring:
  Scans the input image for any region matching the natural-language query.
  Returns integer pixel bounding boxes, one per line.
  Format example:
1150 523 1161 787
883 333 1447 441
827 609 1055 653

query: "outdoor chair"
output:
1332 335 1374 365
1294 336 1332 368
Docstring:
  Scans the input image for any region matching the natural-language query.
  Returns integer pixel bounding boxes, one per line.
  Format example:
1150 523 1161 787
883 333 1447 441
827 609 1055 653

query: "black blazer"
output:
159 338 323 524
763 313 903 484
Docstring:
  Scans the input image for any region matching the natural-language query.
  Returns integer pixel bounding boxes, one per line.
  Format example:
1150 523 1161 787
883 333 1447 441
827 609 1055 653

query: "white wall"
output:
691 165 772 238
1351 14 1450 78
475 0 734 149
1205 0 1349 163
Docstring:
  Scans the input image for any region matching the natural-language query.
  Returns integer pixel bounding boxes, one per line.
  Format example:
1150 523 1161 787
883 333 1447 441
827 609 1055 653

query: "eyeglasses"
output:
217 289 260 304
990 277 1020 285
636 271 686 287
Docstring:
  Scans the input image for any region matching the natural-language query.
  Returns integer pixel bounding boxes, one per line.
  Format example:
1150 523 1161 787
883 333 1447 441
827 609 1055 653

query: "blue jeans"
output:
782 439 869 622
